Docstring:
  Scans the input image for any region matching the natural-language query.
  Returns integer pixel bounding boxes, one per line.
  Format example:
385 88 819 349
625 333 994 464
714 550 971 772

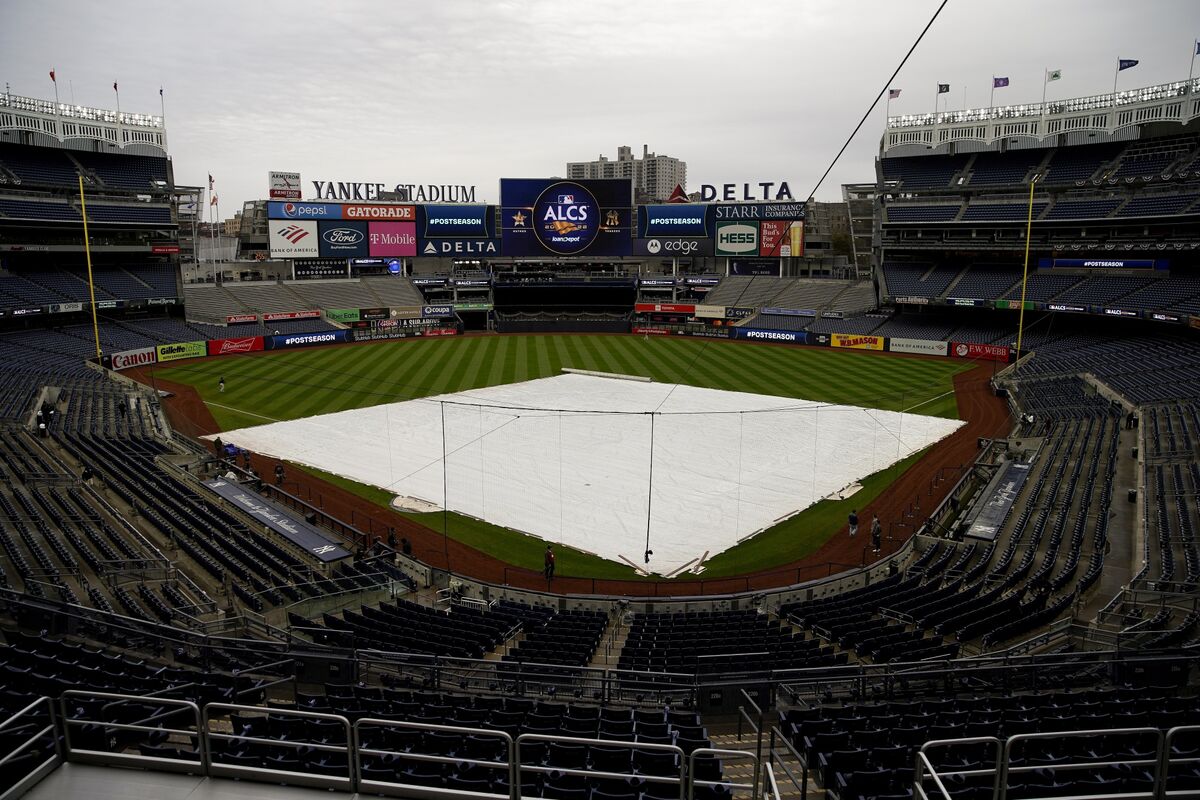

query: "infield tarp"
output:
215 374 963 576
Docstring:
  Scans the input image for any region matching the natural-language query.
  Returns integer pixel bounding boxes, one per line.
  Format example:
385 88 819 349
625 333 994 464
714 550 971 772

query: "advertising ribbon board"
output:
831 334 884 351
207 337 264 356
263 310 322 321
634 303 696 314
111 346 158 370
265 330 350 350
732 328 807 343
692 304 726 319
951 342 1013 362
888 338 948 356
156 341 207 362
326 308 361 323
226 314 258 324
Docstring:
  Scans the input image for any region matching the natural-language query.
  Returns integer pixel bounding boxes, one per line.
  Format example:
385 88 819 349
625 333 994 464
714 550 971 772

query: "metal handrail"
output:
354 717 514 799
764 761 781 800
690 747 759 800
60 690 203 774
517 732 686 792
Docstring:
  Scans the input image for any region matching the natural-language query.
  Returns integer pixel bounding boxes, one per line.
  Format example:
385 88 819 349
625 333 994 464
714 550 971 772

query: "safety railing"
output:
913 726 1200 800
355 717 513 799
203 702 353 791
0 696 60 800
60 690 203 774
766 723 811 800
518 733 685 798
736 688 766 797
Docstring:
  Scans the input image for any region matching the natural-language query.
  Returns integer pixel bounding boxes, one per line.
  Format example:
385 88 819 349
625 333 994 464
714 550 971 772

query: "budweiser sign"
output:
207 336 264 356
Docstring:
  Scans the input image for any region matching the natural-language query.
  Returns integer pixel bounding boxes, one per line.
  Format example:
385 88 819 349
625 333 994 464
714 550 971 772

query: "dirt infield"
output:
128 347 1011 597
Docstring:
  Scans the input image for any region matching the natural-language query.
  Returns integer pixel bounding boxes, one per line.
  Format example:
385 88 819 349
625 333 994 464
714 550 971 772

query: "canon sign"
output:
111 347 157 370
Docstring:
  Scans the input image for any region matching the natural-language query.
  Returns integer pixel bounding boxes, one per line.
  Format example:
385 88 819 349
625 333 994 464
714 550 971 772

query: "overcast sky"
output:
3 0 1195 213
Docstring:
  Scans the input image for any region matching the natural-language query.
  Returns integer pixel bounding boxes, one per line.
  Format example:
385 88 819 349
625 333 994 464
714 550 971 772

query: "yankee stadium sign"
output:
312 180 478 203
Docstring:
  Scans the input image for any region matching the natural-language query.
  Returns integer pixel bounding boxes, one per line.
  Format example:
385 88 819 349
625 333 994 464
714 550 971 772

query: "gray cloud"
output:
2 0 1193 212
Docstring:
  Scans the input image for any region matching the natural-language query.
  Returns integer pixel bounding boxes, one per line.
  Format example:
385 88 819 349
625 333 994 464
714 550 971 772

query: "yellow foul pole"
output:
78 175 102 361
1015 176 1037 359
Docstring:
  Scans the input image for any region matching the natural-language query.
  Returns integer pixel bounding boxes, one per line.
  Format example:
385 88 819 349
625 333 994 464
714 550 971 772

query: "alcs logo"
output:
533 182 600 255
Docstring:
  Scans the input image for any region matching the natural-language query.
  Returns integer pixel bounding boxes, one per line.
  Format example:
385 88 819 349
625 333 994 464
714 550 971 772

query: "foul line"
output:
204 401 282 423
902 389 956 414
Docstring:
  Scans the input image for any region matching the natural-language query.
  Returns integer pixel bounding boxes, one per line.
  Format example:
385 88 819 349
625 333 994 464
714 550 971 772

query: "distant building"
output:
567 145 686 203
222 211 242 237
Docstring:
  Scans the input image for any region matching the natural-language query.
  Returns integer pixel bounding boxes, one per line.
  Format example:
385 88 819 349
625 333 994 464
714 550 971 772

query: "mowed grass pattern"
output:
159 334 967 429
157 334 969 578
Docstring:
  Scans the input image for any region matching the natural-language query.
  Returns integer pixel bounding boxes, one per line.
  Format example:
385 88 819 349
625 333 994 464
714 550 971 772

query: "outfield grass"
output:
157 334 968 578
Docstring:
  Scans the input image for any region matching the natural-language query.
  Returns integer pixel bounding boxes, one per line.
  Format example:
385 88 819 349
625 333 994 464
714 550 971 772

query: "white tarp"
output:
214 374 963 575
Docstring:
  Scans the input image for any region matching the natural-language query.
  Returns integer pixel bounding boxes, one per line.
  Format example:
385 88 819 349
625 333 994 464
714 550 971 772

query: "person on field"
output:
401 537 413 557
219 376 225 393
274 463 285 486
544 545 556 581
848 509 859 538
871 515 882 553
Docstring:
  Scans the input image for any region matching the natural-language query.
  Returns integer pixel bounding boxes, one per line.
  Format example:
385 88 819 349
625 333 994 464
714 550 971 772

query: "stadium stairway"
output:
936 264 975 300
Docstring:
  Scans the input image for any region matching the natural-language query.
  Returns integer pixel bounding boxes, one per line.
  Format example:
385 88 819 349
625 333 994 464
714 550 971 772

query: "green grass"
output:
156 334 969 578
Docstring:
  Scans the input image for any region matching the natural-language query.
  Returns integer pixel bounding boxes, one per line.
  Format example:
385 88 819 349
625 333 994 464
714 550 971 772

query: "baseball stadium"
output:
0 38 1198 800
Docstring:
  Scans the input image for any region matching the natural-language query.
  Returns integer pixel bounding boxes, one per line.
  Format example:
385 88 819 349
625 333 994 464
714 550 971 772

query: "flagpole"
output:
50 69 59 108
78 175 102 362
1015 175 1037 372
989 77 995 117
1112 60 1120 105
1189 41 1197 88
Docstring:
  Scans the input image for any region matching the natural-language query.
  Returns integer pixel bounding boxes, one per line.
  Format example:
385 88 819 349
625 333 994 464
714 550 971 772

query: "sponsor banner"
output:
732 328 806 343
946 297 983 307
730 258 781 277
713 202 806 221
895 296 930 305
1102 308 1139 318
634 303 696 314
808 332 831 347
951 342 1013 362
150 244 181 254
821 311 844 319
831 333 884 351
421 238 499 256
638 205 712 237
389 306 424 319
225 314 259 324
693 304 726 319
111 346 158 370
967 462 1030 542
410 277 447 286
359 307 389 321
1150 311 1184 324
1040 257 1166 270
49 302 84 314
263 310 322 322
265 330 350 350
715 221 758 256
207 336 264 356
682 276 720 286
631 237 713 257
423 327 459 337
632 326 671 336
204 479 350 562
992 299 1034 310
326 308 361 323
350 257 386 267
96 299 120 310
455 302 493 311
762 307 816 317
350 328 420 343
147 297 178 306
317 220 369 257
1046 302 1086 313
639 277 677 287
725 306 755 319
757 220 804 257
453 278 490 287
343 204 415 221
501 178 632 257
888 338 948 356
293 260 346 279
268 171 302 200
269 220 319 257
268 201 341 220
422 305 456 317
421 204 491 238
368 221 417 256
156 341 207 363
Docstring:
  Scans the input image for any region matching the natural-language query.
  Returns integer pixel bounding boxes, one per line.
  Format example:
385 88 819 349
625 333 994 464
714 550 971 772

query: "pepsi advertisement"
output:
420 205 494 239
317 221 369 257
500 178 632 256
638 205 714 238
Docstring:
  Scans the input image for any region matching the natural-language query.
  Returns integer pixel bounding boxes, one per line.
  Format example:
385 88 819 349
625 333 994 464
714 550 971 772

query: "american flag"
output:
888 89 901 100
